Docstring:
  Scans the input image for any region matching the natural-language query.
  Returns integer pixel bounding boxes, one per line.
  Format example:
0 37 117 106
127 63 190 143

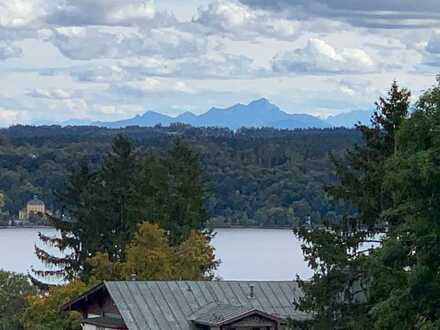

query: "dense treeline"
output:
294 79 440 329
0 126 360 227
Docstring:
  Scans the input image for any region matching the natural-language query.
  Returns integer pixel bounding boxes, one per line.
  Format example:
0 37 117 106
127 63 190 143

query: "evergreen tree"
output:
34 136 210 282
35 160 96 280
140 139 209 244
94 134 141 261
368 77 440 329
35 135 142 281
293 82 410 329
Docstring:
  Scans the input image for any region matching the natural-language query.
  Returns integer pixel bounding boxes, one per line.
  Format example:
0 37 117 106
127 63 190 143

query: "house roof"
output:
190 303 281 326
83 316 127 329
67 281 307 330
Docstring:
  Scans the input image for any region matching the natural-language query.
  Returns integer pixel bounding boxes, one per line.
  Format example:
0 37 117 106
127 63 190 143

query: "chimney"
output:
249 284 255 298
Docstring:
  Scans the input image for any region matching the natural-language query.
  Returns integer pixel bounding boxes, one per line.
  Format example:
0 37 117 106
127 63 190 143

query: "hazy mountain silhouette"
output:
326 110 374 127
92 98 329 129
62 99 373 129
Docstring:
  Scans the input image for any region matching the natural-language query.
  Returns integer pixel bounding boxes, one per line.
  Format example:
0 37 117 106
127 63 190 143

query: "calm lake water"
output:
0 227 312 280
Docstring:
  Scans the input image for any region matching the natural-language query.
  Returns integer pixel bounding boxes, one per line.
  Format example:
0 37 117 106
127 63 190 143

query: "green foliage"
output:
21 281 86 330
0 126 360 229
87 222 218 282
294 81 411 329
0 271 36 330
139 139 209 244
367 78 440 329
34 136 211 282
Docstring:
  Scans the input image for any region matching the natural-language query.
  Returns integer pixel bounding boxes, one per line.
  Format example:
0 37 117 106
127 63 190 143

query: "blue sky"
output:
0 0 439 126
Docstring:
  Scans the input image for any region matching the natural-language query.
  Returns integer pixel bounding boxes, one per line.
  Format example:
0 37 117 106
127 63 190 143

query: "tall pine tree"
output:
368 77 440 329
293 82 411 329
34 136 210 282
139 139 209 245
35 135 142 281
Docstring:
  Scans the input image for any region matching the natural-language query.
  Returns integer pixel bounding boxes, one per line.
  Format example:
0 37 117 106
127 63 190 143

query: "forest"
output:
0 125 360 227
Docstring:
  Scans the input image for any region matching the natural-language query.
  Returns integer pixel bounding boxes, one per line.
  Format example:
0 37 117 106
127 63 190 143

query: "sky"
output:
0 0 440 126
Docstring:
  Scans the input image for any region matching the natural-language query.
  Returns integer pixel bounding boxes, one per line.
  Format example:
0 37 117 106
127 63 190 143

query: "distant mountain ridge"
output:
63 98 372 129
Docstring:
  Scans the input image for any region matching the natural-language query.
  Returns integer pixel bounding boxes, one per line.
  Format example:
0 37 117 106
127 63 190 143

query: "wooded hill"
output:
0 125 360 227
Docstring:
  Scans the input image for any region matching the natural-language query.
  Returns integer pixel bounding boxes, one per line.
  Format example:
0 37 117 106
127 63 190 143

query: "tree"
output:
175 230 219 280
0 271 36 330
93 134 142 262
293 82 411 329
139 139 209 244
87 222 218 282
21 281 86 330
35 135 142 282
34 160 95 281
367 77 440 329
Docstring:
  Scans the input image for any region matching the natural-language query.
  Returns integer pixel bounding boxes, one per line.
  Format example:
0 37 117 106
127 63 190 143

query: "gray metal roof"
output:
104 281 308 330
190 303 280 326
83 316 127 329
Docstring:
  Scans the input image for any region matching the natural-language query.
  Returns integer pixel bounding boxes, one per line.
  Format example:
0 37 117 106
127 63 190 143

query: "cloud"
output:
0 107 26 127
120 53 264 79
193 0 301 40
110 78 197 97
239 0 440 29
27 88 72 99
42 52 263 82
0 0 47 29
68 65 130 83
272 38 376 74
420 31 440 67
426 31 440 54
50 26 208 60
0 41 23 60
46 0 176 28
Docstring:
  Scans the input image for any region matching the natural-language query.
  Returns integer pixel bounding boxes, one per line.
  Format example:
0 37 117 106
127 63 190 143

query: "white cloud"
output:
0 41 23 60
0 107 26 127
27 88 72 99
47 0 176 27
69 65 129 83
120 53 263 79
272 38 377 74
110 78 197 97
50 26 208 60
426 31 440 54
238 0 440 29
0 0 46 29
419 31 440 67
194 0 301 40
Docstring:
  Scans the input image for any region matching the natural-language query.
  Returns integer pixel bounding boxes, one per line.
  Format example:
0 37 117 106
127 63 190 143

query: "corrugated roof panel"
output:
148 282 181 329
187 281 210 307
267 282 293 316
125 282 155 330
138 282 172 330
165 281 196 317
106 282 139 330
217 282 242 306
225 281 251 306
209 281 230 304
104 281 305 330
175 281 202 313
157 282 189 328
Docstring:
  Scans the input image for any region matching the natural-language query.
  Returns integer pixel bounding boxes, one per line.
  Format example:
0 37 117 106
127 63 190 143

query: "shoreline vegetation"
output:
0 225 53 229
0 224 294 230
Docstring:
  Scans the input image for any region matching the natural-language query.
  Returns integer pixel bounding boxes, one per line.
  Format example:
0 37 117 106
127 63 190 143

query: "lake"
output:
0 227 312 280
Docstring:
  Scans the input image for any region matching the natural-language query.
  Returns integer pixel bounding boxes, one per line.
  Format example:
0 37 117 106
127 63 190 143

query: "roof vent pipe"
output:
249 284 255 298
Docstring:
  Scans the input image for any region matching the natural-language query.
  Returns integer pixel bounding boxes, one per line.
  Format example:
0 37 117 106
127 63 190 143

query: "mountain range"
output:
63 98 373 129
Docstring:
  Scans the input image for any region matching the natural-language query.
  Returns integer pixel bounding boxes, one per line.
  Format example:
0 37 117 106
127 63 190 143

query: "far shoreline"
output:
0 225 294 230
